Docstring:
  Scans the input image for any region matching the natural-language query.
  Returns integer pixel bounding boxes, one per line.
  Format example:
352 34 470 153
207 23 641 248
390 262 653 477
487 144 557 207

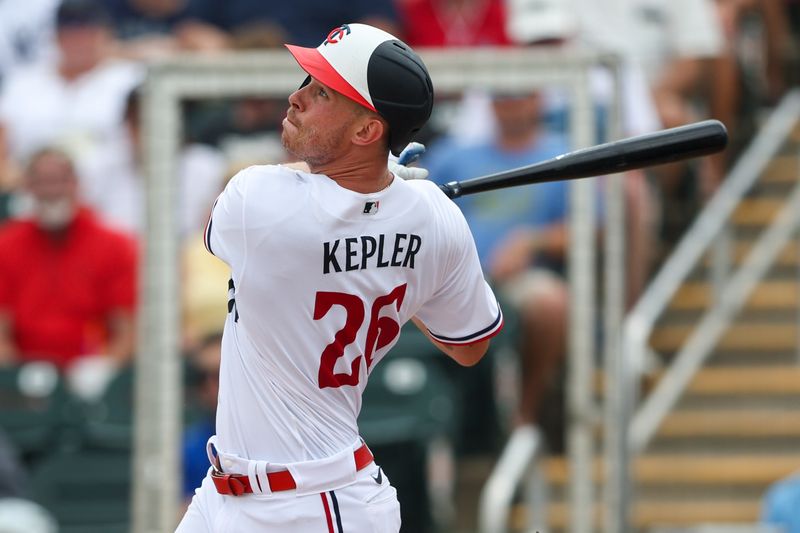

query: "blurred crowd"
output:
0 0 798 531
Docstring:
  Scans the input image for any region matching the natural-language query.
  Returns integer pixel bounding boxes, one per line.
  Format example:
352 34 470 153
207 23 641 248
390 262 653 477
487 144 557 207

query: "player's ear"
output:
351 114 387 149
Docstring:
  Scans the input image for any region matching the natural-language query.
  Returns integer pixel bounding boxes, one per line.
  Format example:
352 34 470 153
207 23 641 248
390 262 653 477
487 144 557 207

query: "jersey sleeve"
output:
415 199 504 345
203 167 251 267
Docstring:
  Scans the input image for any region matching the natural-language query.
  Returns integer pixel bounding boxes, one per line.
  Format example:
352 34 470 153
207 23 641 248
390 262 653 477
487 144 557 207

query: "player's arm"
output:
410 317 490 367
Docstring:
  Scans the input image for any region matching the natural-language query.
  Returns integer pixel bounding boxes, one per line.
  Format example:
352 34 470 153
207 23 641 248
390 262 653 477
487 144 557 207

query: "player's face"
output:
281 78 361 168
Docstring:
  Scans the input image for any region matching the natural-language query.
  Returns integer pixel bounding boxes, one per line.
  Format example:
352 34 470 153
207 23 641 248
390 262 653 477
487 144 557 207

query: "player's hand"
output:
388 142 429 180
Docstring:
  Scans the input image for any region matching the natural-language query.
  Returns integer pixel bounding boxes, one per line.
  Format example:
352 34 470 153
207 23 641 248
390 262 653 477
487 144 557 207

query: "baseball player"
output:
177 23 503 533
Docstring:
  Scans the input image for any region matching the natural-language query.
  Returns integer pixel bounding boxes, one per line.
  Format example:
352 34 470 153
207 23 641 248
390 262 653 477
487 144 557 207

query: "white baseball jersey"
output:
204 164 502 464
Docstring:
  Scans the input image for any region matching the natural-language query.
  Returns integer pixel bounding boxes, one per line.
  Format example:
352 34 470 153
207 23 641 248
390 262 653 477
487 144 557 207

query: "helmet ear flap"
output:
299 75 311 89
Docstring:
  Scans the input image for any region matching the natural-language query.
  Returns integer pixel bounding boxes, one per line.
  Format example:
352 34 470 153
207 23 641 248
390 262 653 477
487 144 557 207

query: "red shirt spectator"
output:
0 148 137 370
395 0 511 47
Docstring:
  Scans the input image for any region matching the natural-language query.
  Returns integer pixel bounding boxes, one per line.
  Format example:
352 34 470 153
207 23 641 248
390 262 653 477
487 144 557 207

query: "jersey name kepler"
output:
323 233 422 274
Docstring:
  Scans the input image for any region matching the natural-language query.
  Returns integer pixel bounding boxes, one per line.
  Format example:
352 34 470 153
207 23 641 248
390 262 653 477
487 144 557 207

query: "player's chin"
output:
281 134 303 161
280 128 295 151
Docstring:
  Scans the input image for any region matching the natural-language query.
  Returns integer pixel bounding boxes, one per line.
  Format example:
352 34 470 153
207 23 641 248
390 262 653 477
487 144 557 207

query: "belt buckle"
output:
212 468 247 496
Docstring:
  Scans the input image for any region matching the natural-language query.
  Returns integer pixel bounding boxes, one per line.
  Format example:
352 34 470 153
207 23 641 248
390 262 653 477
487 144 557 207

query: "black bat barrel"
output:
439 120 728 199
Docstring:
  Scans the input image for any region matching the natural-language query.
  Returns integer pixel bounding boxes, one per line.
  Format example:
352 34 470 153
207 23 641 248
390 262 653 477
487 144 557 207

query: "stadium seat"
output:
359 325 460 533
81 361 206 450
359 325 459 446
81 365 135 450
0 363 79 462
29 447 131 533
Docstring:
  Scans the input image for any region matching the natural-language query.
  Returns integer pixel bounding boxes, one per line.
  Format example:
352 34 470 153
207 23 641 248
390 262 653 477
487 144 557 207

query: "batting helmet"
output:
285 23 434 156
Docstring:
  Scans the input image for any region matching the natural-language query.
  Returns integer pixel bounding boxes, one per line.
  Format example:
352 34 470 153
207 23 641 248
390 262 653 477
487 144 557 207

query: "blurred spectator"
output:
185 97 288 169
0 127 21 222
213 1 399 48
505 0 722 263
393 0 516 158
183 3 402 162
756 0 795 103
504 0 661 303
604 0 727 200
182 332 222 502
80 87 227 238
422 92 573 436
395 0 511 47
0 0 143 175
713 0 794 158
0 148 137 376
182 231 230 351
0 0 59 89
761 471 800 533
104 0 230 60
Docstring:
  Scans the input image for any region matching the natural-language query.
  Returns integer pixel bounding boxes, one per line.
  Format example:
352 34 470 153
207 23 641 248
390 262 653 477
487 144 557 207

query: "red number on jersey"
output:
314 283 407 389
364 283 407 368
314 291 364 389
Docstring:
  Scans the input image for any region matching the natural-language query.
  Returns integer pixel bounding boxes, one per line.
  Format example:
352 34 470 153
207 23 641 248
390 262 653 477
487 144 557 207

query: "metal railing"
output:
478 89 800 533
478 425 547 533
625 89 800 453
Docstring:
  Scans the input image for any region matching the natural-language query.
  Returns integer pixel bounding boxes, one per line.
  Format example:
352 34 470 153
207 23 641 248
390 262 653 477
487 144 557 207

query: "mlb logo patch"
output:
363 201 380 215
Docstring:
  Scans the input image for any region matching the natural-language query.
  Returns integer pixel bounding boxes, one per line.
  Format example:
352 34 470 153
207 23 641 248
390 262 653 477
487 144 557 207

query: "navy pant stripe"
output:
328 490 344 533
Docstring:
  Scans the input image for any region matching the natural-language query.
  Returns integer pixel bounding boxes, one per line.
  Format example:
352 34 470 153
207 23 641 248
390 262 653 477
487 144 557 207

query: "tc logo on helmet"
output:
324 24 351 45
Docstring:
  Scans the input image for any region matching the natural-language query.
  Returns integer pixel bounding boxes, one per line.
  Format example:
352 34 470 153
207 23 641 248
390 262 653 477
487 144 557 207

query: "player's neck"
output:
311 156 393 194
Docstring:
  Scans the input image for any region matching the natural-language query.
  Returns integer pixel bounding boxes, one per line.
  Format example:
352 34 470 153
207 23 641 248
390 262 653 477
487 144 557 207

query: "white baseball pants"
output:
176 463 401 533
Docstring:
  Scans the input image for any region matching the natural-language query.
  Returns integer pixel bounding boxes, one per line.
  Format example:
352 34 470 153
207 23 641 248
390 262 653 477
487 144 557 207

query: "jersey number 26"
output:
314 283 407 389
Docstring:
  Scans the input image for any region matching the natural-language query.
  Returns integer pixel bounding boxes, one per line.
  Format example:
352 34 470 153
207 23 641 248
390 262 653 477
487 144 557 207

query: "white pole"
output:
131 69 183 533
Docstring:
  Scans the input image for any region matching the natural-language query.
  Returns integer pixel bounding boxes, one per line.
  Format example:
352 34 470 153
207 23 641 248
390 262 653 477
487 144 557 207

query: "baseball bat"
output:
438 119 728 199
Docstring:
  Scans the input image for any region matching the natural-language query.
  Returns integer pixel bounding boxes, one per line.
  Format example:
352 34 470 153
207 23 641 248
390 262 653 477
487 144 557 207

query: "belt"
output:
211 443 374 496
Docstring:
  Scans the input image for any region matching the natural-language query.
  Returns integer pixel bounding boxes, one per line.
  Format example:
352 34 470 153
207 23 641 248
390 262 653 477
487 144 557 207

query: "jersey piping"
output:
428 306 504 345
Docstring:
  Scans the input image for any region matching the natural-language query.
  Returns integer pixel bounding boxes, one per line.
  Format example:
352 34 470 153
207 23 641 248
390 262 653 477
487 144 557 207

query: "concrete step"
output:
667 280 800 311
701 240 800 268
659 409 800 438
674 366 800 396
515 499 763 530
543 453 800 487
594 366 800 403
651 323 799 352
732 198 785 226
761 155 800 184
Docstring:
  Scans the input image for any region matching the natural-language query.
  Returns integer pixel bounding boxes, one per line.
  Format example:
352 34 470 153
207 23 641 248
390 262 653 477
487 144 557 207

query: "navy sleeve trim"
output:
428 306 504 345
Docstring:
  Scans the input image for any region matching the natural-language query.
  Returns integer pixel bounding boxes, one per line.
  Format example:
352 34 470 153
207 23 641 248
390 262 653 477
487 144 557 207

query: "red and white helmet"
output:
286 23 434 156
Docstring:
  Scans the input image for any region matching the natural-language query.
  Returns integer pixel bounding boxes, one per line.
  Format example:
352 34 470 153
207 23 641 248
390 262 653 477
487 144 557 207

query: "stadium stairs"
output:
448 105 800 533
523 118 800 532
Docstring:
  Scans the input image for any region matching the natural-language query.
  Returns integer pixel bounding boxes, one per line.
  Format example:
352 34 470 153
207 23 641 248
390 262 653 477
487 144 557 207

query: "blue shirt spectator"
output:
183 417 215 498
423 132 571 270
762 473 800 533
